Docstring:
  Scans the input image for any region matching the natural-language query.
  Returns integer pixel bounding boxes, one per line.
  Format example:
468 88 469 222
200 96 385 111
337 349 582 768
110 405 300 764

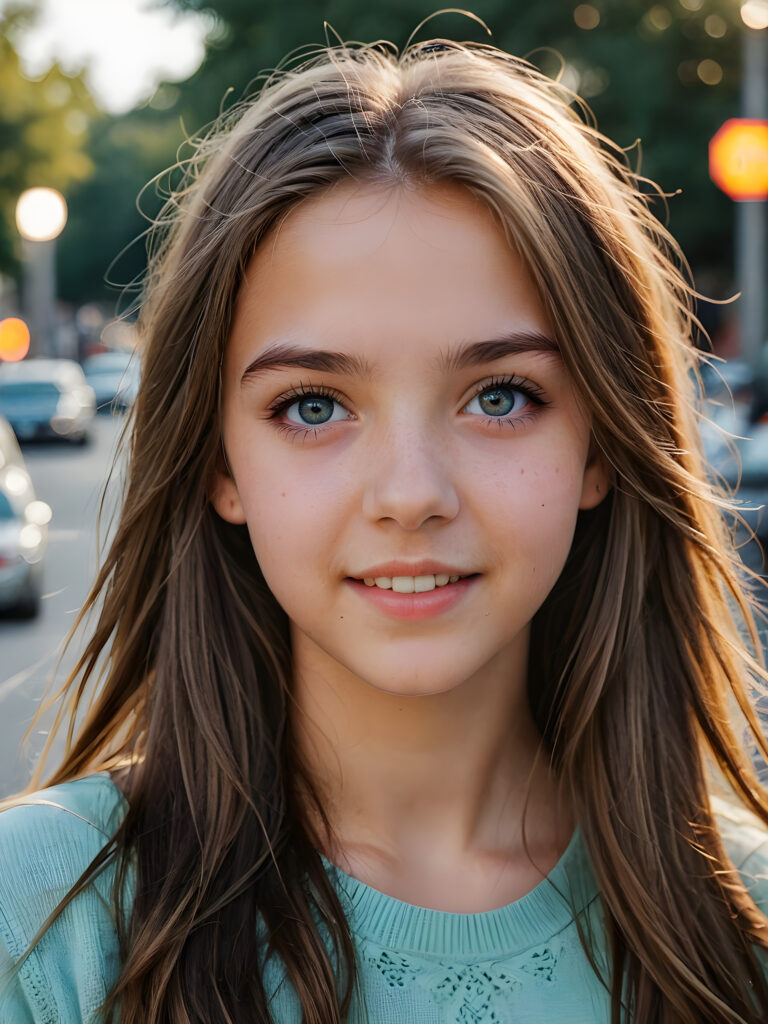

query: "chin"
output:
353 664 483 699
368 681 458 698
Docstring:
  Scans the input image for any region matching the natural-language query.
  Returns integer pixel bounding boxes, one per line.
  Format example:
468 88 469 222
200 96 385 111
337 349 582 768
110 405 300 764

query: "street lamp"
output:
15 187 68 358
741 0 768 30
737 2 767 370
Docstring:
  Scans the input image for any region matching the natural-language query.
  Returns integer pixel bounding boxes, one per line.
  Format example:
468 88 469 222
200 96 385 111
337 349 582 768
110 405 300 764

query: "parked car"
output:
0 415 51 617
82 350 140 412
0 358 96 443
698 359 768 574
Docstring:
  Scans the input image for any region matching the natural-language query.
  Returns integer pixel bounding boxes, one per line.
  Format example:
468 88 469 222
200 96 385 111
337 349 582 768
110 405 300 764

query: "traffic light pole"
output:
738 26 767 372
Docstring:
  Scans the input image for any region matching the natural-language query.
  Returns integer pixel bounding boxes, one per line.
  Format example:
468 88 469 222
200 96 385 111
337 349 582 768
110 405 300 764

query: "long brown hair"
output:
9 35 768 1024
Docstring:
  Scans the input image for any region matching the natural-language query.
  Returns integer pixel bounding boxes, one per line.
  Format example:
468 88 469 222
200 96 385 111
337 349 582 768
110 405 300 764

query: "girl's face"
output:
213 182 609 697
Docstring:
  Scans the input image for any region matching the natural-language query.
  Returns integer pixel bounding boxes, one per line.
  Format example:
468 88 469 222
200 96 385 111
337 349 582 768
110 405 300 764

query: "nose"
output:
361 420 460 530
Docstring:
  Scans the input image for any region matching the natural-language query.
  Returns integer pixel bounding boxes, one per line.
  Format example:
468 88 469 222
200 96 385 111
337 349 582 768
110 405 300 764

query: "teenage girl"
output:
1 35 768 1024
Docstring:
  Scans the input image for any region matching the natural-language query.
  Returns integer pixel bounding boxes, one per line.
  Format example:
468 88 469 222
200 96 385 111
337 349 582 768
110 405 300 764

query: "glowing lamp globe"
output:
709 119 768 201
0 318 31 362
741 0 768 30
15 188 68 242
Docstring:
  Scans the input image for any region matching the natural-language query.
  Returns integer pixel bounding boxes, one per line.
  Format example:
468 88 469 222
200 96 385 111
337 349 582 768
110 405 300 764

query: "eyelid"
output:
266 381 352 416
464 373 550 407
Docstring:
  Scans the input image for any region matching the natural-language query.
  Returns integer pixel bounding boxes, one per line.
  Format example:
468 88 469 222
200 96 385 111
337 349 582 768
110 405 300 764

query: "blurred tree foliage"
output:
51 1 750 307
0 4 96 280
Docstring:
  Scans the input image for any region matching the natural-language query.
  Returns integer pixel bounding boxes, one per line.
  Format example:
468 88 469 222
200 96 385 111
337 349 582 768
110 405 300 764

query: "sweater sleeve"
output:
0 776 129 1024
0 914 35 1023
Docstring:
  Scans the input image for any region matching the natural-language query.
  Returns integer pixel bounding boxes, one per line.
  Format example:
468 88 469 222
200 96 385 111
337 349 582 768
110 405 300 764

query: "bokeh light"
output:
559 63 582 94
574 5 600 30
645 6 673 31
741 0 768 30
697 59 724 86
704 14 727 38
15 188 68 242
580 67 610 97
679 0 703 9
709 120 768 200
0 318 31 362
26 500 52 527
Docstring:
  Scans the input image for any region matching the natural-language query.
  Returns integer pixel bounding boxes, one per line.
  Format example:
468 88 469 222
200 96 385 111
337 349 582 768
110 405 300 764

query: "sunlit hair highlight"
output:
6 34 768 1024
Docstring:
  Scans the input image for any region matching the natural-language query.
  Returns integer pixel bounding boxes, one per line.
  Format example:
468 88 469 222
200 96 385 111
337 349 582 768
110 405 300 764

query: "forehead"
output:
227 181 553 370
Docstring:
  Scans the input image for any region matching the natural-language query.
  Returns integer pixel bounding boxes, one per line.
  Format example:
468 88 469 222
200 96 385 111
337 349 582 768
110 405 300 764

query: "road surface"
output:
0 415 125 797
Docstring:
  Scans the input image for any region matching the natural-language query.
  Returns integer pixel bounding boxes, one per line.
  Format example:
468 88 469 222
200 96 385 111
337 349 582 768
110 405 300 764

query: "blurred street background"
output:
0 416 123 794
0 0 767 794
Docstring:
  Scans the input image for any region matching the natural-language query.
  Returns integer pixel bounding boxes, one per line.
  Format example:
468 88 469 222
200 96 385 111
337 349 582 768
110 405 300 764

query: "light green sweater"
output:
1 773 767 1023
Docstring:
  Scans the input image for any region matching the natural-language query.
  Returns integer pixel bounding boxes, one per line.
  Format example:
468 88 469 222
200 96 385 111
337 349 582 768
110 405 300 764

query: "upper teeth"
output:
362 574 462 593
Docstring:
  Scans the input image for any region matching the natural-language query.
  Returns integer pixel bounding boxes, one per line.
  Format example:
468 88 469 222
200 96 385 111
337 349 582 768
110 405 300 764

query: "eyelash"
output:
467 375 550 428
266 375 549 439
266 382 350 441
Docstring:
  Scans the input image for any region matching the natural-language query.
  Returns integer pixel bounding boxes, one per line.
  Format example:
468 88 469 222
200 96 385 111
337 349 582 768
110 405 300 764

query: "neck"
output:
290 628 572 885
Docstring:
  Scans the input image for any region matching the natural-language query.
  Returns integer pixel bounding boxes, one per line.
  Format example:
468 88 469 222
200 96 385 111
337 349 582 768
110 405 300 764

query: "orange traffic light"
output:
0 317 30 362
709 118 768 201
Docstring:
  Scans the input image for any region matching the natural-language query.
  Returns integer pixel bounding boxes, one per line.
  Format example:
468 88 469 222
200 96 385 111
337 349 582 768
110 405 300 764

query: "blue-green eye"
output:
463 384 530 418
284 393 350 426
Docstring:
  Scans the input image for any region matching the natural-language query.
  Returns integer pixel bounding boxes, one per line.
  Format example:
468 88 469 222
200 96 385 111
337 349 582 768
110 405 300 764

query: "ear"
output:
209 466 247 524
579 437 613 511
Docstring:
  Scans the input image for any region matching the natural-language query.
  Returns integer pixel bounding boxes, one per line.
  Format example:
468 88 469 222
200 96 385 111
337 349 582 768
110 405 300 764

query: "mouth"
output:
349 573 476 593
345 571 479 621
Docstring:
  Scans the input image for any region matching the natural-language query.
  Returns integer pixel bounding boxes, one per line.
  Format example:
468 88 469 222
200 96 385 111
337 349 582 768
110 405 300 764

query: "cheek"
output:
243 501 310 621
237 462 347 614
480 457 584 578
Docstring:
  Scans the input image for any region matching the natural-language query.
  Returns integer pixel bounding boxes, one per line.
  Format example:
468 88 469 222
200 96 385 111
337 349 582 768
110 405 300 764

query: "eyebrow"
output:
240 330 560 385
437 331 560 372
241 342 374 384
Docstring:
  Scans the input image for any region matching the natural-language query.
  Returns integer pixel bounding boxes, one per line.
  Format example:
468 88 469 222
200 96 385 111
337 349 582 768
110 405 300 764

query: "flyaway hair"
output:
6 35 768 1024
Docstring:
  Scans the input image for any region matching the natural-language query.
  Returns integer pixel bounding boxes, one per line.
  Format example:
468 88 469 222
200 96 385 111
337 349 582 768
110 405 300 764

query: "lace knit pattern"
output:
361 937 563 1022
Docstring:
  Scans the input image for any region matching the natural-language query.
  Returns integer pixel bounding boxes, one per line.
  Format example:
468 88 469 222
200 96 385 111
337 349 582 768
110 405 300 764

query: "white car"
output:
0 358 96 444
0 415 52 617
82 350 140 412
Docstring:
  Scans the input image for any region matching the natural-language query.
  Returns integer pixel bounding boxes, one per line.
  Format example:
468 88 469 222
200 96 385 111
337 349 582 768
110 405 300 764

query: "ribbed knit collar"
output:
319 828 598 959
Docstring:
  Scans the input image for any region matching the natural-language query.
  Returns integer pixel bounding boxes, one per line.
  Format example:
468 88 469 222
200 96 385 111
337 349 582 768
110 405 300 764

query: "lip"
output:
345 575 478 621
348 560 474 579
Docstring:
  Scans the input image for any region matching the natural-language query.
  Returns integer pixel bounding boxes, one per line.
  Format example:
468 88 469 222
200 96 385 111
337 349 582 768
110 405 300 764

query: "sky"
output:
2 0 212 114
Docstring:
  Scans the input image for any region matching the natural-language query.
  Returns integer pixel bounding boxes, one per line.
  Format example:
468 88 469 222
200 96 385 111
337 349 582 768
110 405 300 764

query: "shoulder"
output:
713 795 768 913
0 774 129 1023
0 771 127 835
0 772 127 895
